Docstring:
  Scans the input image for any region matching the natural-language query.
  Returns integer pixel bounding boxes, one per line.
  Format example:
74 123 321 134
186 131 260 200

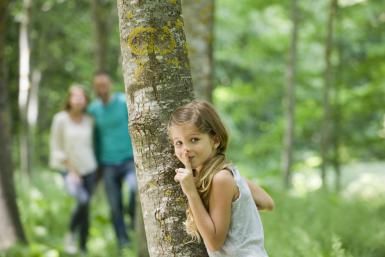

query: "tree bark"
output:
0 0 27 250
332 0 341 192
320 0 337 188
116 1 208 256
90 0 112 72
18 0 32 177
282 0 299 189
182 0 214 101
136 197 150 257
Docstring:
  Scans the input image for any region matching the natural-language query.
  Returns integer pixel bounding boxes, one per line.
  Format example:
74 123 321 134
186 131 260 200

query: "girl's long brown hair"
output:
168 100 230 241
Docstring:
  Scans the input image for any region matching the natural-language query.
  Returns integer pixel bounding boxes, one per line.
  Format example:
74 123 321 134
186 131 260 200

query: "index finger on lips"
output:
182 152 192 170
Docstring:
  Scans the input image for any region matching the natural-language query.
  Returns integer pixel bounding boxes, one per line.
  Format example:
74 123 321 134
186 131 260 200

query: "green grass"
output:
2 169 385 257
3 170 137 257
263 190 385 257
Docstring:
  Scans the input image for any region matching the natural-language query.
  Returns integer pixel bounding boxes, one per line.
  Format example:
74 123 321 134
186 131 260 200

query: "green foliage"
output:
263 191 385 257
4 171 385 257
6 0 122 164
5 0 385 175
2 170 137 257
214 81 283 176
214 0 385 176
3 0 385 253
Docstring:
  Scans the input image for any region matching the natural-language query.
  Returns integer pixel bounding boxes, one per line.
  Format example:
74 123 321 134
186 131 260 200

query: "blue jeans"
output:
102 159 137 246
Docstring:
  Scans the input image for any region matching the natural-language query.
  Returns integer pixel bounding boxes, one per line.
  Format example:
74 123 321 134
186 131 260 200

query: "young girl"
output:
169 100 274 257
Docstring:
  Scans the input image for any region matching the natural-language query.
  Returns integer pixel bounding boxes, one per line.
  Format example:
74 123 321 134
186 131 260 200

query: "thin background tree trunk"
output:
320 0 337 188
0 0 27 249
116 1 208 256
182 0 214 101
332 0 341 192
18 0 32 177
282 0 299 189
90 0 111 72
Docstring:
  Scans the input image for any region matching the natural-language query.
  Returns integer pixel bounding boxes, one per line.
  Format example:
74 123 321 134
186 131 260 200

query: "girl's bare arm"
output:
246 180 275 211
175 168 235 251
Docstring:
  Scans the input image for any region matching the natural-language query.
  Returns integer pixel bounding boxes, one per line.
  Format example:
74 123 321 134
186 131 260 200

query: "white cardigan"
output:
49 111 97 175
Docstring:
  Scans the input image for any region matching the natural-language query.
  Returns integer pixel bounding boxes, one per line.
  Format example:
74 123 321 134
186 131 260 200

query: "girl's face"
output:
170 123 219 172
69 89 87 112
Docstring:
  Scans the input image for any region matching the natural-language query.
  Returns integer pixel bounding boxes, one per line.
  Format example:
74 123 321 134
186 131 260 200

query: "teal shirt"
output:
88 93 134 165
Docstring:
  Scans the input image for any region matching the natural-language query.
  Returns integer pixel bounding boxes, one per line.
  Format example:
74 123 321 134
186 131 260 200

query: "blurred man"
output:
88 72 137 248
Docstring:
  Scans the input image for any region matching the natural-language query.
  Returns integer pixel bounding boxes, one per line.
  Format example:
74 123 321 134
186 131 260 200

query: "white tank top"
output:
208 166 269 257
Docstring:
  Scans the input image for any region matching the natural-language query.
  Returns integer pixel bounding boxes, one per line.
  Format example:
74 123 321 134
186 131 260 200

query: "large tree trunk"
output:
136 197 149 257
116 1 208 256
182 0 214 101
282 0 299 189
0 0 27 250
320 0 337 188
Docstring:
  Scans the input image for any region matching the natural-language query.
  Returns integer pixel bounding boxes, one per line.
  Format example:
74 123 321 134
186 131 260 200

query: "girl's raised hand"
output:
174 152 196 196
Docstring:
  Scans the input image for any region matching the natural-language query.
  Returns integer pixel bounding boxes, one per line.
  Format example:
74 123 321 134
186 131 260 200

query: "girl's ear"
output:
213 135 220 149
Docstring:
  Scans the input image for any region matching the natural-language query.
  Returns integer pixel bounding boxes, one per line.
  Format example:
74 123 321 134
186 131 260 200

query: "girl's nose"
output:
182 147 190 153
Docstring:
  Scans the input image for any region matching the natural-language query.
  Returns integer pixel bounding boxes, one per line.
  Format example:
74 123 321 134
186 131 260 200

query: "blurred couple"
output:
49 72 137 254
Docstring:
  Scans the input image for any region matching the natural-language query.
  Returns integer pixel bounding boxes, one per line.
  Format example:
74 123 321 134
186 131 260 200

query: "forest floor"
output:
4 161 385 257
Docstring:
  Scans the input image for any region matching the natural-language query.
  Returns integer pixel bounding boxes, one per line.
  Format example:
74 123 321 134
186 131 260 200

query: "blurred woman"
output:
49 85 97 254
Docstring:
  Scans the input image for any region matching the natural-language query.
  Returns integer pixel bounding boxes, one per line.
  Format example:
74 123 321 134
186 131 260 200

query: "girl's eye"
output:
174 141 182 147
191 138 199 143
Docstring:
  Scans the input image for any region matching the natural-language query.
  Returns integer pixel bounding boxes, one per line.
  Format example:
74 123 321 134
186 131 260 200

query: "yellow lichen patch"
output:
164 233 172 242
175 18 184 29
126 11 134 20
175 197 185 206
167 57 180 68
182 42 189 56
128 26 176 56
133 60 147 80
155 26 176 55
164 189 173 196
127 27 156 55
185 42 192 54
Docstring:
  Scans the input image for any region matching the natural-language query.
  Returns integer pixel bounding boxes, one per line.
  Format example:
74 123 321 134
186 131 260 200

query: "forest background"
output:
1 0 385 257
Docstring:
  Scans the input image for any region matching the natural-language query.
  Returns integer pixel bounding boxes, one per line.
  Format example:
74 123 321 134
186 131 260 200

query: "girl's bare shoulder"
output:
212 169 236 187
